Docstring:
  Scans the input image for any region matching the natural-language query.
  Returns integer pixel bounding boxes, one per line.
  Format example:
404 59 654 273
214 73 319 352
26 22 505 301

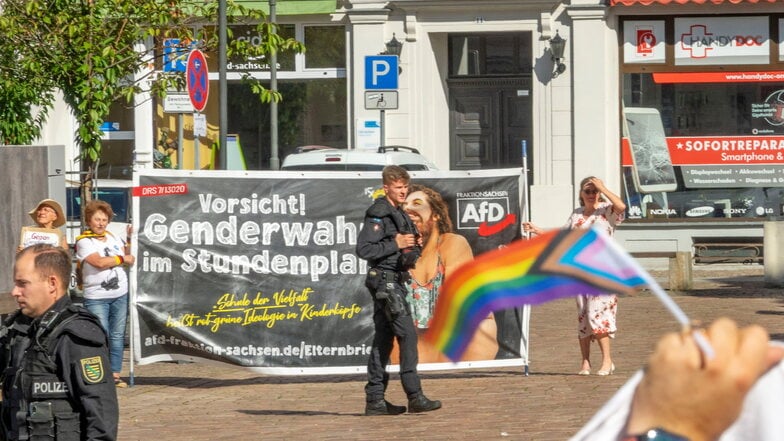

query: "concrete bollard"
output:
764 221 784 287
669 251 693 291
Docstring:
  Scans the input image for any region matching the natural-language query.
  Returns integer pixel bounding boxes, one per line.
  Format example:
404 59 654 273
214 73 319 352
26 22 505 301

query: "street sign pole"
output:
194 122 200 170
364 56 399 149
269 0 280 169
365 92 397 147
380 109 385 147
219 0 227 170
177 114 184 169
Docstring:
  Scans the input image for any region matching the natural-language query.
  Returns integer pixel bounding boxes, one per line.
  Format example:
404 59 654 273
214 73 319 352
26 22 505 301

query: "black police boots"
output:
408 393 442 413
364 399 407 416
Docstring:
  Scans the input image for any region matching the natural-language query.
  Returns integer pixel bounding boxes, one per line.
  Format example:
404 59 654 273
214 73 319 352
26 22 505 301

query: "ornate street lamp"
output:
549 31 567 77
384 33 403 57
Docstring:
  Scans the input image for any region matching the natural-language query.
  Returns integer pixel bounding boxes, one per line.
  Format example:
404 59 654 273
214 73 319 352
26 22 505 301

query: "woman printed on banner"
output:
75 200 135 388
392 184 499 363
523 176 626 376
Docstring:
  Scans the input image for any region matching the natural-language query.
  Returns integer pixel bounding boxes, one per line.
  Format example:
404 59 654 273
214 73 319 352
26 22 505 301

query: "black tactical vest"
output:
0 306 97 441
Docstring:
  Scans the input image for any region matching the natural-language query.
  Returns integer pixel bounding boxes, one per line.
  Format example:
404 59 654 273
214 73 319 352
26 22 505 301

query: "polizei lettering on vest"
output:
33 381 69 395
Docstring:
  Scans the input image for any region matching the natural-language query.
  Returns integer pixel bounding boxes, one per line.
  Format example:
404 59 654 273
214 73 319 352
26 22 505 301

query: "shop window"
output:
96 101 135 180
227 78 346 170
224 24 296 72
619 15 784 222
621 73 784 222
155 21 347 171
304 26 345 69
448 33 532 77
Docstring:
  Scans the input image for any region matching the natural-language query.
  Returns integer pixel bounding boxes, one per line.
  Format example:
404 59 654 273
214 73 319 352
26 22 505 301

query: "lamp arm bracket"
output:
541 3 567 40
540 12 552 40
405 13 417 42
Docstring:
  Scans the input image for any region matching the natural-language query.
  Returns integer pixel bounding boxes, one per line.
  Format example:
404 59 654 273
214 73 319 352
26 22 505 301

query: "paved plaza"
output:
2 264 781 440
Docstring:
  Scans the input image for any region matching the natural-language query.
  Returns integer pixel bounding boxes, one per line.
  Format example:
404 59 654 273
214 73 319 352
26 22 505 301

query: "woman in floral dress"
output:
524 176 626 376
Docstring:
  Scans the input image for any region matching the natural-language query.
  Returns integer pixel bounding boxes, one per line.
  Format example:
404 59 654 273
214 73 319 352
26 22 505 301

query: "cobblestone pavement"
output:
4 264 783 440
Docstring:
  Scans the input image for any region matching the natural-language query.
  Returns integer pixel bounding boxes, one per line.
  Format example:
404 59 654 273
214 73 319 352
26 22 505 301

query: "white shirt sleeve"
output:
571 356 784 441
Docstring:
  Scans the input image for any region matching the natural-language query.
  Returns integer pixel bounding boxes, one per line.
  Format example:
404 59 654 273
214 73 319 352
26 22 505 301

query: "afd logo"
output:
456 197 511 230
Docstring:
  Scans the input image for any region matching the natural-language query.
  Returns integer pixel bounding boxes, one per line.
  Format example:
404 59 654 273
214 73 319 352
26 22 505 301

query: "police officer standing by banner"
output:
1 244 118 440
356 165 441 416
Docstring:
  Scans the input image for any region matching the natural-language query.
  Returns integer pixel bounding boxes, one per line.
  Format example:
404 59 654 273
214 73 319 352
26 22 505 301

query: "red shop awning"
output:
611 0 779 5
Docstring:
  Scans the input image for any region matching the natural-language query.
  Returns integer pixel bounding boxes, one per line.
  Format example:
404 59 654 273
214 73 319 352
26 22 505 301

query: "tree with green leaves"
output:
0 0 303 200
0 42 55 145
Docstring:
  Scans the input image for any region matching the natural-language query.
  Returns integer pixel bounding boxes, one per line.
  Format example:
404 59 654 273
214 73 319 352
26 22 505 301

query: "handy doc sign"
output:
675 16 769 66
623 20 666 64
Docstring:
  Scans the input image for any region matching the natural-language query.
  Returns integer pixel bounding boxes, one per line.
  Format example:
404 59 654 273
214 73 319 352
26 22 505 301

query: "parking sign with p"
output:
365 55 398 90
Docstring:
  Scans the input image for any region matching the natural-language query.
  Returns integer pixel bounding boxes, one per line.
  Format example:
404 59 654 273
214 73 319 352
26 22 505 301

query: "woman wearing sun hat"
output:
18 199 69 252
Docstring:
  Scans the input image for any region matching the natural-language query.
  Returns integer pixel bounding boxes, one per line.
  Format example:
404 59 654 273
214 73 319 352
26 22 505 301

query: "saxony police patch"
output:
80 356 105 384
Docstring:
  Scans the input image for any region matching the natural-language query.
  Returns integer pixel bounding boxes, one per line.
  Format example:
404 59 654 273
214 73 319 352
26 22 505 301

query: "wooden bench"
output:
693 242 764 264
629 251 693 291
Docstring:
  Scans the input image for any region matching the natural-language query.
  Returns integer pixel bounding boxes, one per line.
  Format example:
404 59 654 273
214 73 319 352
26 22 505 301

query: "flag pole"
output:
128 234 136 387
520 140 531 375
603 235 716 360
521 140 530 238
644 278 715 360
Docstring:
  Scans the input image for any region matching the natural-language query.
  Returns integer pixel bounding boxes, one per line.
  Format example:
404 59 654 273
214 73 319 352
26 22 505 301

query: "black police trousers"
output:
365 283 422 402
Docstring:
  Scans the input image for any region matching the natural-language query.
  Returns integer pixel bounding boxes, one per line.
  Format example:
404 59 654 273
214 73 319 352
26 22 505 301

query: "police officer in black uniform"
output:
1 244 118 440
356 165 441 416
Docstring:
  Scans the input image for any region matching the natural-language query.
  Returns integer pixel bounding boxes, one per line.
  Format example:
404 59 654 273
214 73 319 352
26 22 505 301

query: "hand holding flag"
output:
423 226 713 361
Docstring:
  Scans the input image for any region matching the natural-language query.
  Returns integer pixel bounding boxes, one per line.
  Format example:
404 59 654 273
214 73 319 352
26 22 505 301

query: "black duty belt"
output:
376 269 411 284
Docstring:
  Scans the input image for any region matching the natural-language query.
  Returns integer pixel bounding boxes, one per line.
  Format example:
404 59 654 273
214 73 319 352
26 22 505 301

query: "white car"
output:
281 146 437 171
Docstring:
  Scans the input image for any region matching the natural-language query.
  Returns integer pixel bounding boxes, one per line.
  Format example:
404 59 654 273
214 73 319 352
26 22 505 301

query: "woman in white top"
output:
76 200 135 387
524 176 626 376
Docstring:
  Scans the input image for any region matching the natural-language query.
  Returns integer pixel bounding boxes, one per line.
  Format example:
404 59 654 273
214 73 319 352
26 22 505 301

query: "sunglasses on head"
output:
582 189 599 195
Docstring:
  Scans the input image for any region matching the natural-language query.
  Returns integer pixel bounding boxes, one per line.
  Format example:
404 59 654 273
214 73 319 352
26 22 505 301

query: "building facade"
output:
38 0 784 254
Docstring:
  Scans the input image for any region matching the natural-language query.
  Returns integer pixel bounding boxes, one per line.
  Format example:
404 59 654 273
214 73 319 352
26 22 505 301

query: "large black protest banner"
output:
132 169 524 374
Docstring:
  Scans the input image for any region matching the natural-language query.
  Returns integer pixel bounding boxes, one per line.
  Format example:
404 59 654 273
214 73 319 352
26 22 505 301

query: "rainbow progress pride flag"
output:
423 226 652 361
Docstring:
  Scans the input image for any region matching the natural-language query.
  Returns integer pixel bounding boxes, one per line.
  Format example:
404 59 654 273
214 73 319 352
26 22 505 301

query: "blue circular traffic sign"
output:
186 49 209 112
